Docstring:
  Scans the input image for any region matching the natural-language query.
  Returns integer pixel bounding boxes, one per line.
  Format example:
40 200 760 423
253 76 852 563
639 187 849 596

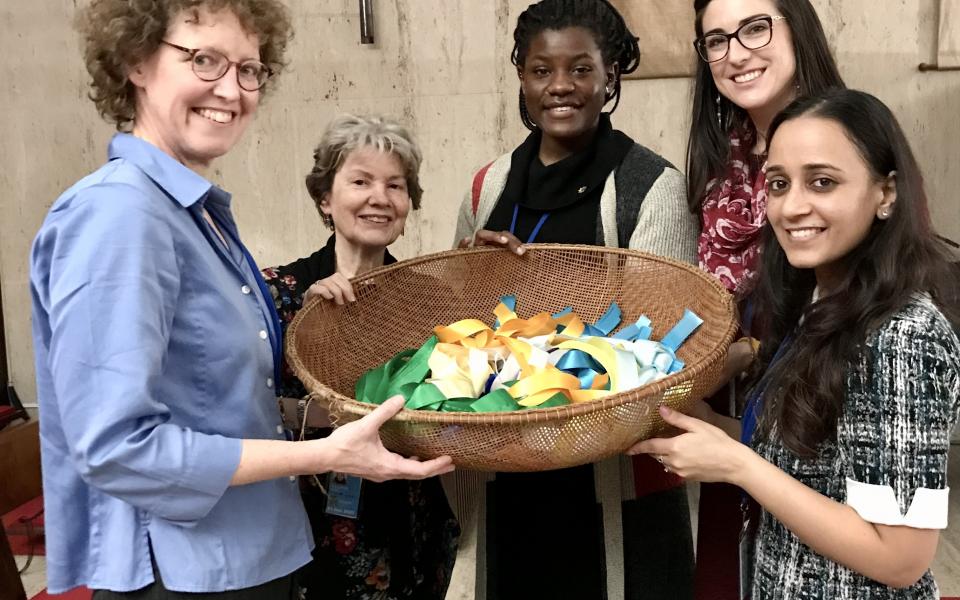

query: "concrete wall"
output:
1 0 958 412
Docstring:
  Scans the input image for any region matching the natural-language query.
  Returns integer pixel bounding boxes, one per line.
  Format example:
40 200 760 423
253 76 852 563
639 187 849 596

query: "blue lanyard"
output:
740 334 792 446
206 208 284 389
510 204 550 244
242 246 284 388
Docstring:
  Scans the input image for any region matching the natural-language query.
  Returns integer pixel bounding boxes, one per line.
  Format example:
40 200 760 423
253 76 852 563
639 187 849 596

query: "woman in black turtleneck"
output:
452 2 698 600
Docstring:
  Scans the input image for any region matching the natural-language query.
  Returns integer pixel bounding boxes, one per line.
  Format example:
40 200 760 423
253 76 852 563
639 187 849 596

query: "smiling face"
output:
321 147 411 254
519 27 616 161
701 0 796 127
765 116 896 291
128 8 261 172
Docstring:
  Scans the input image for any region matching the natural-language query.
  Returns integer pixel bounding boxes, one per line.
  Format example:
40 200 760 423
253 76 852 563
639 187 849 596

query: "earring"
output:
879 207 891 219
715 95 723 129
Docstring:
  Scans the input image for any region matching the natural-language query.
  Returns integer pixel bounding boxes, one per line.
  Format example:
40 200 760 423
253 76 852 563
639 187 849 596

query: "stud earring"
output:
879 207 891 219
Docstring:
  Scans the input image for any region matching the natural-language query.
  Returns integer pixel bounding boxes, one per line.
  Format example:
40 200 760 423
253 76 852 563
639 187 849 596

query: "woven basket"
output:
287 244 737 472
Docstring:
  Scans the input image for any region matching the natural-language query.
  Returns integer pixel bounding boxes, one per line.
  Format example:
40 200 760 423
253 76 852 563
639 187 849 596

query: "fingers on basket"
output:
394 454 455 479
472 230 525 255
627 437 671 456
307 274 356 305
658 405 705 432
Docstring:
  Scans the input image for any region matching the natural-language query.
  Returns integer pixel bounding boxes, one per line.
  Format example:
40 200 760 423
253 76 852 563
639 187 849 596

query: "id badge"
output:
738 515 755 600
324 473 363 519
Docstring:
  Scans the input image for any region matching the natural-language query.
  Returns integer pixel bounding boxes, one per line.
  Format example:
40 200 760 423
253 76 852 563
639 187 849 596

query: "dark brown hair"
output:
685 0 845 213
753 89 959 456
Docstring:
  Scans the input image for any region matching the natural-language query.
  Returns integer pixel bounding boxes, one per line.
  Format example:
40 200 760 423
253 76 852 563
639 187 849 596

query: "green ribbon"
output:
356 336 438 405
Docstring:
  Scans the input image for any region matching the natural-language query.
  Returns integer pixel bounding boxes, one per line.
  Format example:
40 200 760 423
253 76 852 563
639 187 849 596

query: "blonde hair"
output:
305 114 424 228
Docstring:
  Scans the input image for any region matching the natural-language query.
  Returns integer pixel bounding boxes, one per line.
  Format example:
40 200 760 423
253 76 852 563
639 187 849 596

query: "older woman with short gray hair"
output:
262 114 459 600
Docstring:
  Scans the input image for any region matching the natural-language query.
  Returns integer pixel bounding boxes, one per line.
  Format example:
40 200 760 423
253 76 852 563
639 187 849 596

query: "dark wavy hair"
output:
511 0 640 131
752 89 960 457
76 0 293 131
685 0 844 213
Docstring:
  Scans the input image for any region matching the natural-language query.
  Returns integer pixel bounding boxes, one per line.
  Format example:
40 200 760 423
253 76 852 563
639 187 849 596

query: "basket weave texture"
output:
287 244 737 472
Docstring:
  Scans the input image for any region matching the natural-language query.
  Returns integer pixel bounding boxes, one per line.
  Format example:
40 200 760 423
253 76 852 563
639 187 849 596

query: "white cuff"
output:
846 478 949 529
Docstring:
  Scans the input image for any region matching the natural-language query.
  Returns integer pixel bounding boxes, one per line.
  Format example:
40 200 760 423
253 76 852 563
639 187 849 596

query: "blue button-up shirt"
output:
30 134 313 593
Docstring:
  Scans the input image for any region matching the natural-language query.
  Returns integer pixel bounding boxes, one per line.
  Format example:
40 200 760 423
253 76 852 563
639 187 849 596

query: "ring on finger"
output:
656 455 670 473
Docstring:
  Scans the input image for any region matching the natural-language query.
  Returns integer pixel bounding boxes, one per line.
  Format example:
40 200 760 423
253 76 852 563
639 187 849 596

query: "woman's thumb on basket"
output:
659 405 700 431
366 395 406 429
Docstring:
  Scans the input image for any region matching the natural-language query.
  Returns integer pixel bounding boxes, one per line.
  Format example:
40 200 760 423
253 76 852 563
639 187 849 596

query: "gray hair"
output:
305 114 423 228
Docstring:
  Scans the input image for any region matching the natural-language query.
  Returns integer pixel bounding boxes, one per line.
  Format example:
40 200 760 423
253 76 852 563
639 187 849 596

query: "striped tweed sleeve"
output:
840 296 960 528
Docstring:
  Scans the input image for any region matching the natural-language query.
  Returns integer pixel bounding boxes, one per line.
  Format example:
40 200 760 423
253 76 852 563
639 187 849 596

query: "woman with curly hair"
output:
29 2 452 598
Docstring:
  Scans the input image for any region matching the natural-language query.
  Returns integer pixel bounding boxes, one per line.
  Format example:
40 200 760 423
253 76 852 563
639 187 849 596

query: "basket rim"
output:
286 243 738 424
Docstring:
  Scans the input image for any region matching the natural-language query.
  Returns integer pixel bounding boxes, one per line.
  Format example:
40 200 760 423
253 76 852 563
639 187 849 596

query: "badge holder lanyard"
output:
510 204 550 244
738 334 791 600
206 209 283 386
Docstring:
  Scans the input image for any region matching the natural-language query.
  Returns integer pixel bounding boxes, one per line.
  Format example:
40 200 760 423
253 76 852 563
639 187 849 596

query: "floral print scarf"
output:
698 125 768 296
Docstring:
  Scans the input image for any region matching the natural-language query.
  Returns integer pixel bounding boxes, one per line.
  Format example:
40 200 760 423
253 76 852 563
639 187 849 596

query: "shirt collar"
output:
107 133 215 208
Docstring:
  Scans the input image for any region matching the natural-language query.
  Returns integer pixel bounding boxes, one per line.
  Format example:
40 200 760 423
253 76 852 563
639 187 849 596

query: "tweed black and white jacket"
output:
751 294 960 599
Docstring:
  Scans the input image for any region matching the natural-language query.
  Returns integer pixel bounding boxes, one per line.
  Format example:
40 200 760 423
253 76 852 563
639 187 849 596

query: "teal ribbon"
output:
354 304 702 412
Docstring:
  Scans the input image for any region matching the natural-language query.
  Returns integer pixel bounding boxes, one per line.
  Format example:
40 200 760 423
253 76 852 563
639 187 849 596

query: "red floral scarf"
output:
698 126 768 295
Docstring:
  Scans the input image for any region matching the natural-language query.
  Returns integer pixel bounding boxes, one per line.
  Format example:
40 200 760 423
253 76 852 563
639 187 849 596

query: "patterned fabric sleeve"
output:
839 297 960 529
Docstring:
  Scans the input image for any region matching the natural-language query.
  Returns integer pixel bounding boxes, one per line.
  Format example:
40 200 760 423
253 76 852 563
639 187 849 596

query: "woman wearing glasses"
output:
684 1 844 598
29 1 452 597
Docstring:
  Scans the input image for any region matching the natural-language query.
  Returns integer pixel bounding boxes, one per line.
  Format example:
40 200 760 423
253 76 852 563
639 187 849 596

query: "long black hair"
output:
753 89 960 457
685 0 845 213
512 0 640 131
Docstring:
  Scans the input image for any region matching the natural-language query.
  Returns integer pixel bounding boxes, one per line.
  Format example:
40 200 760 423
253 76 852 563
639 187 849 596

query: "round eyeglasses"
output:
694 16 787 63
161 40 272 91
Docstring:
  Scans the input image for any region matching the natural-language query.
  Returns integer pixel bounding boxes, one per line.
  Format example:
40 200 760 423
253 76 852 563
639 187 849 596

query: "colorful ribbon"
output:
355 298 702 412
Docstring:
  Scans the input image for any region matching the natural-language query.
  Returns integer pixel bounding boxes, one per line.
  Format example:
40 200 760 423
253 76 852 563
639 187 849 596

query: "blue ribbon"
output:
661 309 704 351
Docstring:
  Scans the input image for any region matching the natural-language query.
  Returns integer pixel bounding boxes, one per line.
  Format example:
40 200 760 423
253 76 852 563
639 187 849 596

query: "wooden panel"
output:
0 419 41 515
609 0 696 79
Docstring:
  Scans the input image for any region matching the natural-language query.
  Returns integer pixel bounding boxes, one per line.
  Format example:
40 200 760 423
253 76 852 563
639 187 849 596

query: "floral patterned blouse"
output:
262 234 460 600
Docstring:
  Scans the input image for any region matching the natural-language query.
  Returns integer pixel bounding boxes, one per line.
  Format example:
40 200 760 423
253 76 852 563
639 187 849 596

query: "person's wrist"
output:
726 440 758 487
293 437 330 476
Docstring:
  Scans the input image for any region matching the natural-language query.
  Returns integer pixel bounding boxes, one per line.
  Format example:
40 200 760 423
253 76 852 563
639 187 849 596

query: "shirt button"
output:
266 377 274 389
276 424 284 434
241 285 252 295
289 476 297 483
259 330 268 340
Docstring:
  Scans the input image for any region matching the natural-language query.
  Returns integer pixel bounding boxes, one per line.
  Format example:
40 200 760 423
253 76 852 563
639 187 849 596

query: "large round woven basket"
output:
287 244 736 472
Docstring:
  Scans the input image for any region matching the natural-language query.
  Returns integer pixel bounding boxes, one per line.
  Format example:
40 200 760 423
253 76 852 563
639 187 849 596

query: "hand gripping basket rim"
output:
285 244 738 426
